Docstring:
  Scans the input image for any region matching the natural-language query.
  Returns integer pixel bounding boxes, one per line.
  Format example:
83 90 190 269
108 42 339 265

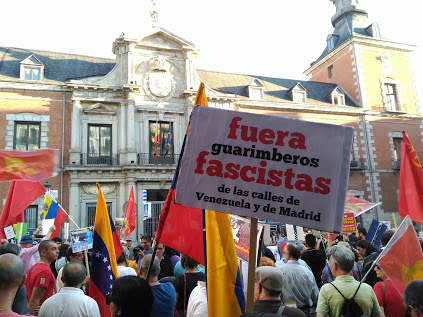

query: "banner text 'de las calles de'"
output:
175 107 354 232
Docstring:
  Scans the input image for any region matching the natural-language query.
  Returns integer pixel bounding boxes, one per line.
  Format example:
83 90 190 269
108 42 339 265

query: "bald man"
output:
0 253 35 316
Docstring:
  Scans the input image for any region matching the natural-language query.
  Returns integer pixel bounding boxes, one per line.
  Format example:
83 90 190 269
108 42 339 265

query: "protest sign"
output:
366 219 387 248
15 222 28 243
4 225 15 240
286 224 305 241
230 214 263 263
342 212 356 233
71 227 94 252
175 107 354 232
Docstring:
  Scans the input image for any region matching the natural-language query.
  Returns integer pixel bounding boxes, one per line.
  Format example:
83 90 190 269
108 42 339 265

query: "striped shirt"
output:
316 275 381 316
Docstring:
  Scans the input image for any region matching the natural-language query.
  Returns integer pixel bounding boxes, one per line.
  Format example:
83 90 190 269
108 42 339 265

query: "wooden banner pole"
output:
246 217 258 312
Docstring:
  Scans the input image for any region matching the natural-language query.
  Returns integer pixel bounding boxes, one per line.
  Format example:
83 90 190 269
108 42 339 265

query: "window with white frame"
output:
293 91 306 103
14 121 41 151
389 132 403 170
393 137 402 162
20 55 44 81
380 78 401 112
246 79 264 100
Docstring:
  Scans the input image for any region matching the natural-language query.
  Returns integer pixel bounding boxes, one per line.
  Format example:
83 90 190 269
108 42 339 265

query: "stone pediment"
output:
21 54 43 66
139 28 196 51
83 103 116 115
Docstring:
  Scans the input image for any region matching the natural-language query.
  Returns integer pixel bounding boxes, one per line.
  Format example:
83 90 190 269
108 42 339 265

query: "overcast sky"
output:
1 0 421 98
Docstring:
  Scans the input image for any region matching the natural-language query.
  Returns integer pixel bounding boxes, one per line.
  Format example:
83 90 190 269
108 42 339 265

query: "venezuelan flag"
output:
43 194 60 219
205 209 246 316
89 183 123 317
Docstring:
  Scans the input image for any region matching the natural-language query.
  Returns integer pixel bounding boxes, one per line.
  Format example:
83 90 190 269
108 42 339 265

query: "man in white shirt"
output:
116 253 136 277
39 261 100 317
187 281 208 317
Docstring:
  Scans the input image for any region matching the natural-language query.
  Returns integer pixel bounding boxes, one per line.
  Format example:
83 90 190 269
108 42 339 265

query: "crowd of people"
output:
0 225 422 317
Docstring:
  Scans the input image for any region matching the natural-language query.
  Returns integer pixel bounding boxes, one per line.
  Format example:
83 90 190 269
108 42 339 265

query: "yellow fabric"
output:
205 209 243 317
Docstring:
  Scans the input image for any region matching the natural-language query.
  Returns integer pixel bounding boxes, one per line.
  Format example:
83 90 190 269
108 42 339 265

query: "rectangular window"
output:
384 84 398 111
293 92 306 103
149 121 174 164
24 67 41 80
14 122 41 151
249 87 263 100
88 124 112 164
87 203 111 227
328 65 334 78
393 137 402 161
25 205 38 229
333 95 345 105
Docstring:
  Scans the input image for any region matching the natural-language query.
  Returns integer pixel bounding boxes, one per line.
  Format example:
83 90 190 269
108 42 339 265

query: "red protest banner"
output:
342 212 356 233
0 149 58 182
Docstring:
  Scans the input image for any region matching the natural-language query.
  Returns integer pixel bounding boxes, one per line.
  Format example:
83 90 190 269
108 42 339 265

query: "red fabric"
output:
25 263 55 305
50 207 68 239
398 132 423 223
0 149 57 182
89 279 110 317
378 223 423 294
373 280 406 317
123 187 136 236
155 189 204 265
0 181 46 239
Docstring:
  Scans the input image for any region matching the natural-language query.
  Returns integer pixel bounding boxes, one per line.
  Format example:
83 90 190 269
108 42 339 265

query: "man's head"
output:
404 280 423 317
283 243 300 262
141 235 152 251
65 246 83 262
329 245 355 276
52 237 62 247
19 234 34 248
62 261 86 288
140 254 160 280
0 254 26 290
38 240 59 264
117 253 126 265
125 238 132 248
254 266 283 300
273 231 279 239
381 229 395 247
305 234 317 248
0 243 21 256
357 227 367 240
156 243 165 259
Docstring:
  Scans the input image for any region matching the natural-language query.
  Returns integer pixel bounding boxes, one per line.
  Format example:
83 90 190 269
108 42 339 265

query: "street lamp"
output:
43 181 51 193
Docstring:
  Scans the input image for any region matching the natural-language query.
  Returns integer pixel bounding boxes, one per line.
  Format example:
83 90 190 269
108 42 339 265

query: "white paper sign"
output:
42 219 55 235
4 225 15 240
175 107 354 232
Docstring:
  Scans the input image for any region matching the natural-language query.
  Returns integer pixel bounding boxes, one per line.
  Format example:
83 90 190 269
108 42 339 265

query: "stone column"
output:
70 100 81 165
119 180 127 218
118 102 127 164
126 99 137 164
68 181 80 230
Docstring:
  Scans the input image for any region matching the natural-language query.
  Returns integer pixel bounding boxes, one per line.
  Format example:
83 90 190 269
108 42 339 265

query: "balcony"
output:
393 160 401 170
81 153 120 166
350 159 365 170
137 153 179 165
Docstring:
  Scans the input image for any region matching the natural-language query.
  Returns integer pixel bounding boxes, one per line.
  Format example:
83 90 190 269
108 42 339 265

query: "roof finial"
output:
151 0 159 29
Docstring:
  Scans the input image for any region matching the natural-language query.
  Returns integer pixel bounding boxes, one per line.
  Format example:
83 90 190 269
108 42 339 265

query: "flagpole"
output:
246 217 258 312
361 215 409 283
46 192 79 229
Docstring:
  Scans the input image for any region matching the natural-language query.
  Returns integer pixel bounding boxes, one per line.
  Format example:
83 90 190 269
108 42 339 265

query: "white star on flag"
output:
103 257 108 263
110 275 113 280
107 265 111 271
96 252 101 258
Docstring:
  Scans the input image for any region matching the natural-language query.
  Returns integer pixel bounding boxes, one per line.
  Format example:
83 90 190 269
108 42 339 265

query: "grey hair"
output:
62 260 86 287
329 245 355 273
404 280 423 313
141 254 160 277
0 243 21 256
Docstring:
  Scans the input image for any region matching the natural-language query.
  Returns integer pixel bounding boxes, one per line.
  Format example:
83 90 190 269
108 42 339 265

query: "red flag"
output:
50 207 68 239
398 132 423 223
377 216 423 294
123 187 136 237
154 120 160 159
0 181 46 239
0 149 58 182
155 84 208 265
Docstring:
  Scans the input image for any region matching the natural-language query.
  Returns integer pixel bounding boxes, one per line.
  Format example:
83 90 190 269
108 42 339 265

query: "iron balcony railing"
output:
81 153 120 166
137 153 180 165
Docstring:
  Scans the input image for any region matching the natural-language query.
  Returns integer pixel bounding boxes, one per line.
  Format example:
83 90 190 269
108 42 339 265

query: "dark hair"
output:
357 227 367 236
181 254 198 269
62 261 86 287
52 237 62 243
117 253 126 265
404 280 423 314
381 230 394 247
285 243 301 260
0 243 21 256
356 240 377 257
58 244 69 259
111 276 154 317
141 235 152 242
348 234 358 244
305 234 316 248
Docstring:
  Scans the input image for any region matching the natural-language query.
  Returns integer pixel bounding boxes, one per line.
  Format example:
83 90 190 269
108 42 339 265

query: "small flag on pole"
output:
124 186 136 237
154 120 160 159
164 120 171 157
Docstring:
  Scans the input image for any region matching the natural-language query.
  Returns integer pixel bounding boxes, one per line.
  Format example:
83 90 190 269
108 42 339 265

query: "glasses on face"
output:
106 293 112 305
157 247 164 250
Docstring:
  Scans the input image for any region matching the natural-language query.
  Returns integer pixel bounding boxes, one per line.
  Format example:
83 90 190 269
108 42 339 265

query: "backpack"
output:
330 282 365 317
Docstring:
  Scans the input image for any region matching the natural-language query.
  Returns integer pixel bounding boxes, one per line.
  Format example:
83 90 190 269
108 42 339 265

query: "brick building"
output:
0 0 420 236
